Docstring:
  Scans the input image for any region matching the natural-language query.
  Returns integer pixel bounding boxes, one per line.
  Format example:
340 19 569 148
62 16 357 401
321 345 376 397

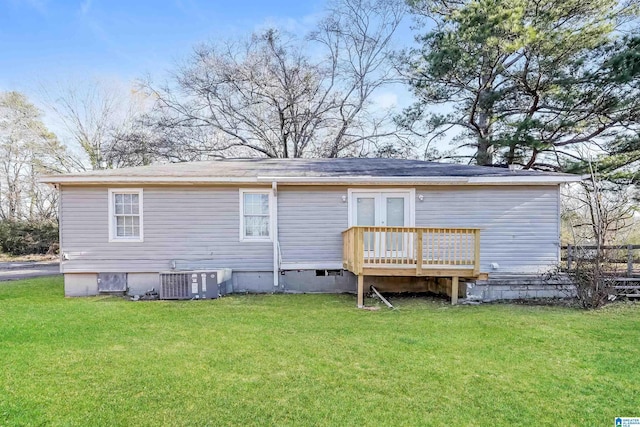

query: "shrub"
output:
0 220 59 256
567 246 618 309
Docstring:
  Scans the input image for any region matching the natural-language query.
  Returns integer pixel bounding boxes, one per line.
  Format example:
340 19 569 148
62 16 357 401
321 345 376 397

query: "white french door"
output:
349 190 414 259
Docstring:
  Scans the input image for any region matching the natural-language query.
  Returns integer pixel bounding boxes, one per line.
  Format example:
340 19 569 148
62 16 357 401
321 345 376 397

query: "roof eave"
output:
467 175 582 184
40 174 582 186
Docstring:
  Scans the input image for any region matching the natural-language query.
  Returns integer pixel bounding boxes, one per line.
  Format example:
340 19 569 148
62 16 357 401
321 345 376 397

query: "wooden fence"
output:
562 244 640 277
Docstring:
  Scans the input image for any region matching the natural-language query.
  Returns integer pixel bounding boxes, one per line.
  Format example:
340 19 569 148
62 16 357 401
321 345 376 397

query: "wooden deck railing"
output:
342 226 481 276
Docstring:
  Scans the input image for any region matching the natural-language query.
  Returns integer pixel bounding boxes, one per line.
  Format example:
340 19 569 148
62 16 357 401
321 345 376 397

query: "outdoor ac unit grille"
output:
159 273 191 300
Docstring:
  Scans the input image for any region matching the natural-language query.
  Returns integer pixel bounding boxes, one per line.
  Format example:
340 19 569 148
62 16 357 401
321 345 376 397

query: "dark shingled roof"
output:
44 158 574 179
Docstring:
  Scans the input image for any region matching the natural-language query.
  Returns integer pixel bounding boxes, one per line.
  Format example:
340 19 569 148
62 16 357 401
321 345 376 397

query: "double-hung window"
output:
108 189 143 242
240 189 271 241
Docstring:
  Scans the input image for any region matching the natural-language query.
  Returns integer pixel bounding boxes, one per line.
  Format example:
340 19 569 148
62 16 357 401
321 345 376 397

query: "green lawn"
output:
1 278 639 426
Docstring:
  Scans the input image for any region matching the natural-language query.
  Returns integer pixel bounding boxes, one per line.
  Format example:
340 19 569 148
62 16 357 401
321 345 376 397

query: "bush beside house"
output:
0 220 59 256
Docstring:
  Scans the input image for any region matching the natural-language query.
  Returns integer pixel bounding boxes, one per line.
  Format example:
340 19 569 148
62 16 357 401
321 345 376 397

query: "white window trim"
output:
108 188 144 243
347 188 416 228
239 188 273 242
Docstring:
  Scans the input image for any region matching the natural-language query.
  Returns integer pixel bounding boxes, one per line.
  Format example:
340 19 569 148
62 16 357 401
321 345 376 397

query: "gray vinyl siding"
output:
60 184 560 275
278 185 560 274
416 185 560 273
60 186 273 273
278 188 348 265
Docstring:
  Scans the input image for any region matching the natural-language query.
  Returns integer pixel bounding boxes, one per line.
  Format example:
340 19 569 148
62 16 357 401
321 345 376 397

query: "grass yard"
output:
1 278 639 426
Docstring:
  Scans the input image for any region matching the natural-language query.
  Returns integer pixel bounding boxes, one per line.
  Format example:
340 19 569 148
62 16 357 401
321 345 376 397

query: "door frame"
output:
347 188 416 228
347 188 416 259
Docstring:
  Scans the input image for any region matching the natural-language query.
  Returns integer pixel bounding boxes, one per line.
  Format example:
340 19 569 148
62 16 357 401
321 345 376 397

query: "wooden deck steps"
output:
611 277 640 298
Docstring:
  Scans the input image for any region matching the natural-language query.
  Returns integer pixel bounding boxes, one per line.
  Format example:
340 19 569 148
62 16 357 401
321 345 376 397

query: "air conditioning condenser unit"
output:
159 269 231 300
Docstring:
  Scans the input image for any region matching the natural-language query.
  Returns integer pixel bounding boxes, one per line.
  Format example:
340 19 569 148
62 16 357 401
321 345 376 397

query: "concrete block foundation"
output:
280 269 356 293
467 274 575 301
62 271 576 302
127 273 160 295
64 273 98 297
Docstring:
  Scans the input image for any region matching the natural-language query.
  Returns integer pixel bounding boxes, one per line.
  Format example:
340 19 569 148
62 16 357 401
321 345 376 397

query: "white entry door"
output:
350 191 413 257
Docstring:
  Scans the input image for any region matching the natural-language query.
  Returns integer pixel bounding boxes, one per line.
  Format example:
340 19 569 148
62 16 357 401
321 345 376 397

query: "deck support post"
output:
357 275 364 308
451 276 459 305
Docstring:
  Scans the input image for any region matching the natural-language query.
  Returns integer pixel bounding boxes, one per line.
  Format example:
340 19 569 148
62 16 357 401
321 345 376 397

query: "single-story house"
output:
42 158 580 306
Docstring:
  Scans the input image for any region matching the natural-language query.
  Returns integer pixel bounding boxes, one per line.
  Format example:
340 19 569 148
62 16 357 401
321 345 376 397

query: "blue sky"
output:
0 0 327 91
1 0 424 157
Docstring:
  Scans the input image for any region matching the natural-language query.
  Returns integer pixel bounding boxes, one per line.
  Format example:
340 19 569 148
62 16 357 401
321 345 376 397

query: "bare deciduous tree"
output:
0 91 72 221
40 79 152 169
563 161 636 248
142 0 406 160
560 152 637 308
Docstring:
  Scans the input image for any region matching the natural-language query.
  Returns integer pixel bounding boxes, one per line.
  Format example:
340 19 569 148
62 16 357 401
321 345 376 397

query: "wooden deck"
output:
342 226 484 307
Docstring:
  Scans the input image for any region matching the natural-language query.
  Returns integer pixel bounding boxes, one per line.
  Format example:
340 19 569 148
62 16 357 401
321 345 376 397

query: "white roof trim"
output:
467 175 582 184
40 174 582 186
256 176 470 183
40 176 260 184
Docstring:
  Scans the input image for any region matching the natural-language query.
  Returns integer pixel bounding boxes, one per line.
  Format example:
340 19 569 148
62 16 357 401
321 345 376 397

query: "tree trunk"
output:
476 135 493 166
475 67 493 166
